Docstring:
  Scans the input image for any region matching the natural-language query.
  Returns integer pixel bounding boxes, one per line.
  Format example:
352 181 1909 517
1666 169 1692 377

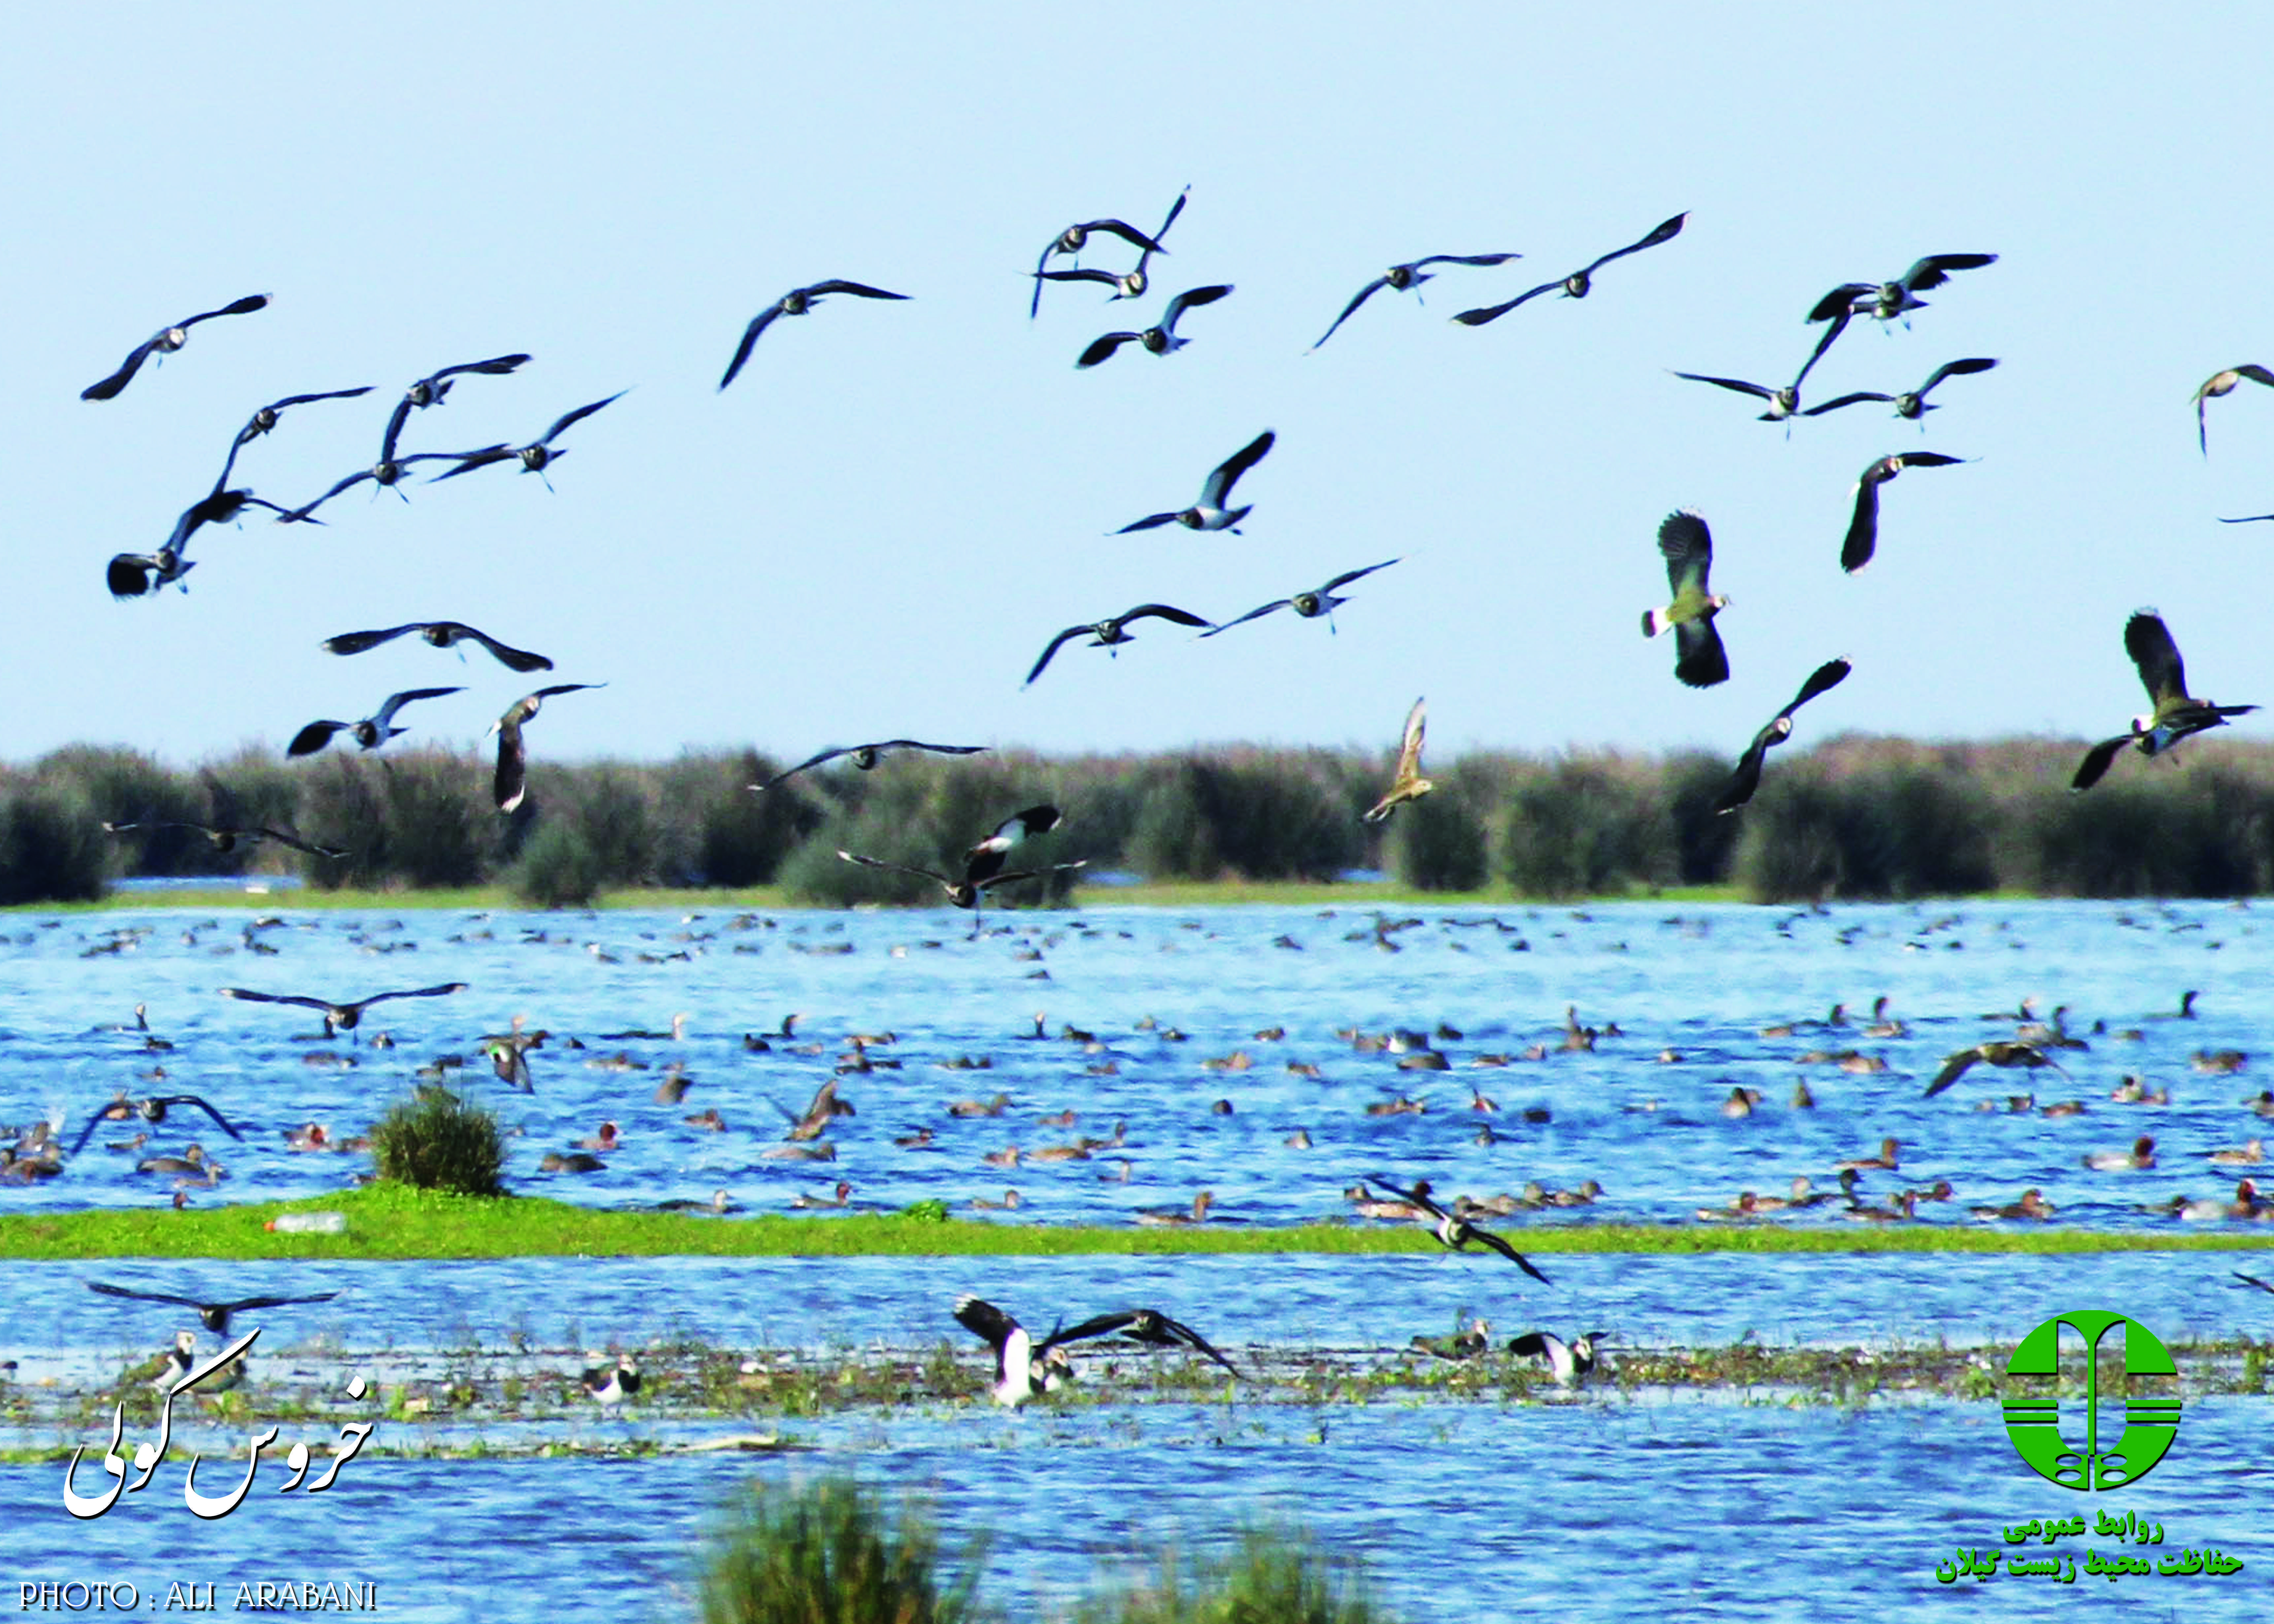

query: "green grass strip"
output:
5 1185 2274 1261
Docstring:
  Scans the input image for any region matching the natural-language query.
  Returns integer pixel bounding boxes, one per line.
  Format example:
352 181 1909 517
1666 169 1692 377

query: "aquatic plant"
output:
1072 1525 1394 1624
369 1086 506 1198
696 1477 983 1624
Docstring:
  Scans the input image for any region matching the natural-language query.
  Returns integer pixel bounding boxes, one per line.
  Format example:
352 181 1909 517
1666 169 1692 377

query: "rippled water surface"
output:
5 899 2272 1617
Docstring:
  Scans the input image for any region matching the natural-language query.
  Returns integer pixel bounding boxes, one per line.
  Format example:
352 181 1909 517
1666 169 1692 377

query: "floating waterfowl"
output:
82 294 269 400
1025 603 1211 684
1030 187 1186 318
2083 1135 2157 1172
1076 284 1232 368
1362 697 1433 823
2193 365 2274 455
491 684 605 813
1841 452 1965 574
1310 252 1521 350
287 687 464 757
749 740 987 793
1203 558 1399 639
221 982 467 1034
1451 213 1685 326
1116 430 1274 534
1134 1190 1215 1226
1710 658 1851 814
1808 254 1996 326
321 621 553 673
720 281 910 390
1642 510 1729 687
2070 612 2257 790
85 1280 339 1335
1804 357 1998 420
429 391 626 486
1370 1177 1550 1283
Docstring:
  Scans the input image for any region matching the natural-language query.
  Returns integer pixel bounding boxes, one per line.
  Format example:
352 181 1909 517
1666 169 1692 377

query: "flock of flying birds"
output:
84 196 2262 877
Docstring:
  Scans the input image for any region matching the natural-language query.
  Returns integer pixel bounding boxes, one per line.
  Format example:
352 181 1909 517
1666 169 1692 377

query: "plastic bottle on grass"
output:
266 1211 347 1234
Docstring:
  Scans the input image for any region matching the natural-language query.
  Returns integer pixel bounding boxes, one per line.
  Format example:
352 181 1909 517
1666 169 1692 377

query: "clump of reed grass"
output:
369 1085 505 1197
696 1477 984 1624
509 817 604 908
1072 1525 1395 1624
0 782 107 903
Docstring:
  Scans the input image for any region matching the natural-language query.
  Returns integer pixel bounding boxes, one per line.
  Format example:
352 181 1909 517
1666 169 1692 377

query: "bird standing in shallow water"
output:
1363 698 1432 822
2070 612 2257 791
1643 511 1729 687
1451 214 1685 326
82 294 270 401
1710 659 1851 814
719 281 909 390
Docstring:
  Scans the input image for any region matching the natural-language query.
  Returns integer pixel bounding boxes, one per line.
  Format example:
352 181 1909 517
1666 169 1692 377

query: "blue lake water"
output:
3 899 2271 1618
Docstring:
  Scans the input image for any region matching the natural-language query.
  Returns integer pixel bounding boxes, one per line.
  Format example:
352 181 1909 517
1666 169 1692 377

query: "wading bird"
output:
81 294 270 401
1508 1328 1607 1386
429 392 626 486
1451 214 1685 326
1030 187 1187 318
953 1295 1131 1406
1116 430 1274 534
1841 452 1964 574
1362 697 1432 822
86 1281 340 1335
1804 357 1998 421
1711 658 1851 814
221 982 469 1034
750 740 987 793
1076 284 1233 368
1642 510 1729 687
1047 1307 1240 1375
321 621 552 673
286 688 464 756
1808 254 1997 325
1025 604 1211 685
491 684 605 813
580 1354 641 1407
719 281 910 389
1309 253 1521 350
2070 611 2258 790
2193 365 2274 456
1368 1177 1552 1282
1925 1040 2066 1099
1202 558 1400 639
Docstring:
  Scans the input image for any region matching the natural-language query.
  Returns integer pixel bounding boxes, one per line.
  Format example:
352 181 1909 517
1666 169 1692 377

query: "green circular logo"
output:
2004 1309 2182 1490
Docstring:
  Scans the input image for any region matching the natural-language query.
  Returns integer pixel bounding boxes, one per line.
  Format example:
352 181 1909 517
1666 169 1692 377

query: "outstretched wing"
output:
86 1281 201 1311
286 719 349 757
321 625 422 657
2124 611 2189 708
1450 280 1557 325
751 746 854 790
1807 282 1874 324
451 624 554 673
1463 1225 1552 1285
2069 733 2133 792
1076 331 1141 368
373 686 467 728
539 391 626 445
1324 558 1400 593
1199 599 1292 638
220 988 333 1011
805 280 910 302
838 850 952 887
1026 625 1090 685
1580 211 1687 277
1395 696 1428 780
1917 356 1998 396
1120 603 1212 630
1841 473 1883 574
1782 657 1852 720
1116 511 1181 534
355 983 470 1013
82 337 163 401
1671 371 1773 401
1674 617 1729 689
720 307 783 390
1801 392 1890 418
1924 1046 1985 1098
1658 510 1713 596
1900 253 1996 293
1201 430 1274 507
427 447 519 483
156 1095 245 1140
1309 277 1390 351
1160 283 1233 331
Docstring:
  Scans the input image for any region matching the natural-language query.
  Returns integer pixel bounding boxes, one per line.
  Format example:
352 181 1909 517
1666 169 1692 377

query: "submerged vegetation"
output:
23 732 2274 907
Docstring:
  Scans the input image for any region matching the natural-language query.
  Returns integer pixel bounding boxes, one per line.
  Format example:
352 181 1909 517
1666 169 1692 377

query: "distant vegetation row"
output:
9 734 2273 906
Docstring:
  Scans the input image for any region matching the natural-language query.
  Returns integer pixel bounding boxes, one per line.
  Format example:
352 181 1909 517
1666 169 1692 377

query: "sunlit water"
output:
4 900 2270 1616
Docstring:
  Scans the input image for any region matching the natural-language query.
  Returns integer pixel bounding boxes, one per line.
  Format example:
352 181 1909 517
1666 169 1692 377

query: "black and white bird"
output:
1203 559 1400 639
1047 1308 1240 1375
321 622 553 673
108 487 297 599
1309 253 1521 350
1451 214 1685 326
286 688 464 756
1076 285 1233 368
381 354 533 447
1804 358 1998 421
751 740 987 793
100 817 346 862
580 1354 641 1408
1032 187 1188 314
1507 1329 1607 1386
1710 658 1852 814
299 356 532 514
1671 306 1853 424
221 982 469 1034
82 294 270 401
1025 604 1212 684
491 685 605 814
838 805 1080 914
213 386 376 489
2070 611 2258 791
1808 254 1997 325
86 1281 340 1336
2193 364 2274 456
1116 431 1274 533
1841 452 1964 574
1369 1177 1551 1283
720 282 910 389
953 1295 1126 1406
1642 511 1729 688
429 392 626 486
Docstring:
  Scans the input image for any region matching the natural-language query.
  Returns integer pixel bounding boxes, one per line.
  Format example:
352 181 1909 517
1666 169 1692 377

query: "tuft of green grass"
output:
697 1477 983 1624
1072 1525 1393 1624
369 1085 505 1197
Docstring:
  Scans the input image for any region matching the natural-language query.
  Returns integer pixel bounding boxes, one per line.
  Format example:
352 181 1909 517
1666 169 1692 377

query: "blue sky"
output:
8 5 2268 772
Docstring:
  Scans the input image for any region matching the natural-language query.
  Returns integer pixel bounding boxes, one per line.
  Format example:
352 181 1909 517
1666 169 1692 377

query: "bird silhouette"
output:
720 282 910 389
1025 604 1211 685
1808 253 1996 325
2070 612 2257 790
81 294 269 401
1805 358 1998 421
321 622 552 673
750 740 987 793
2193 364 2274 456
1076 284 1232 367
491 684 605 813
1309 253 1520 350
86 1281 340 1335
1203 559 1399 639
1643 510 1730 687
1031 187 1186 318
287 688 464 756
1452 214 1684 325
428 392 626 486
1363 697 1432 822
221 982 469 1033
1841 452 1965 574
1711 659 1850 814
1116 431 1274 533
